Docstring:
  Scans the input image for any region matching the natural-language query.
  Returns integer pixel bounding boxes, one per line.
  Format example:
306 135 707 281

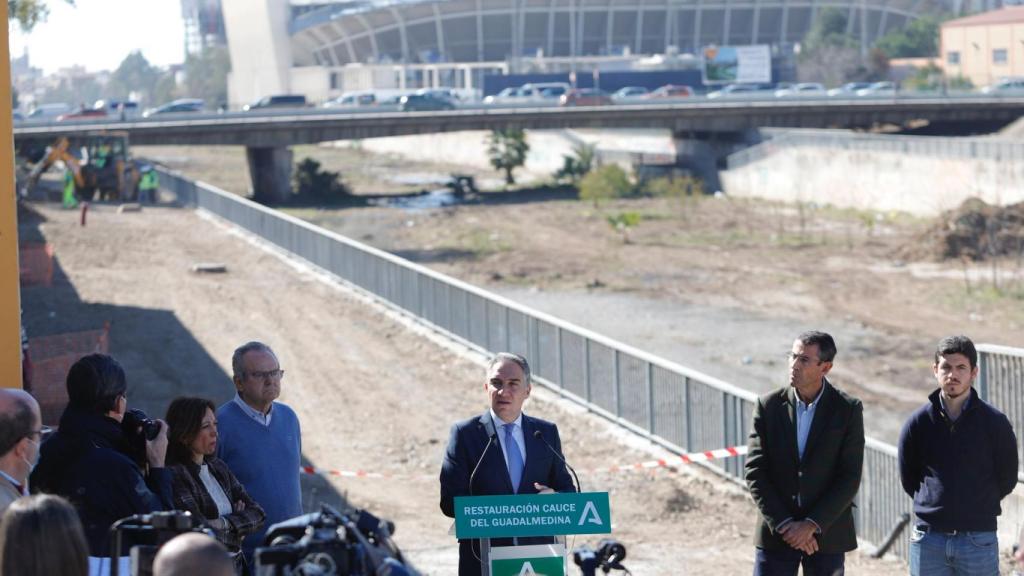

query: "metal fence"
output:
727 128 1024 171
156 167 1022 561
978 344 1024 482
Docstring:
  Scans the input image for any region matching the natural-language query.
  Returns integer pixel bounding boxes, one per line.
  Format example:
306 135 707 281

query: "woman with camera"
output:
164 397 265 574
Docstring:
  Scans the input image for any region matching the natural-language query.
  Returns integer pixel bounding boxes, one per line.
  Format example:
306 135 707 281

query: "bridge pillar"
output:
673 131 760 194
246 146 293 205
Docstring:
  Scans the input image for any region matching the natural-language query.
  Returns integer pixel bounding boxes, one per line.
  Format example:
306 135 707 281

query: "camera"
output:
573 539 629 575
255 504 418 576
109 510 204 576
123 408 162 441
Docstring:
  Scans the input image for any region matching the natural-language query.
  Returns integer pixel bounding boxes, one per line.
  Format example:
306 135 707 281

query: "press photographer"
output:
31 353 173 572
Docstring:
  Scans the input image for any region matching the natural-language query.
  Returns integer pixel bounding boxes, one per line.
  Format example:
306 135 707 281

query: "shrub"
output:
554 142 596 184
578 164 633 207
292 157 350 203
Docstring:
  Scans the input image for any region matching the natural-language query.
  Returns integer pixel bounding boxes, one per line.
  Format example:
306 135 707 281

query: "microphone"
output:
469 431 498 496
533 430 581 493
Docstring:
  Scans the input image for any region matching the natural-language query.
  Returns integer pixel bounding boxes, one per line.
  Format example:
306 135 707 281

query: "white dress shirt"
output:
232 393 273 426
490 410 527 472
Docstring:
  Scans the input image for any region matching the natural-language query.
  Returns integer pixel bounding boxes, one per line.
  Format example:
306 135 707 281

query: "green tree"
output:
874 15 944 58
9 0 74 31
40 74 102 107
487 128 530 185
802 7 857 53
554 142 596 184
151 72 180 106
104 51 160 103
182 46 231 106
798 8 889 85
578 164 633 207
292 157 350 204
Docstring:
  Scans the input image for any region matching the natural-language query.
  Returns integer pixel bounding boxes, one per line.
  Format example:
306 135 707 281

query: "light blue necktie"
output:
504 423 524 493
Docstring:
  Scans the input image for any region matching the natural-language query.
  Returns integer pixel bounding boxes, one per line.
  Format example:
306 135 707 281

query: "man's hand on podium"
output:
533 482 555 494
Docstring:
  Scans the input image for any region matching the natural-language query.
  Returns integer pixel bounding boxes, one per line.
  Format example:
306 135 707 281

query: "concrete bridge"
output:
16 96 1024 201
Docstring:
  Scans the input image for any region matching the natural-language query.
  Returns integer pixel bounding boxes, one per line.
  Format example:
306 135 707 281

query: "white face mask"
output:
22 437 40 474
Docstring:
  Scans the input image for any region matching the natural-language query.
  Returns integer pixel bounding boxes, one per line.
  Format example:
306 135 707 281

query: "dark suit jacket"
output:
744 379 864 554
440 411 576 575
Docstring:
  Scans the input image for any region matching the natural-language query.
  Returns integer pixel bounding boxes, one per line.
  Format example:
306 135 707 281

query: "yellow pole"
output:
0 1 24 388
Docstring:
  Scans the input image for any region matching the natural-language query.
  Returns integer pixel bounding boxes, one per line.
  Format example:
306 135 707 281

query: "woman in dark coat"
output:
165 397 265 572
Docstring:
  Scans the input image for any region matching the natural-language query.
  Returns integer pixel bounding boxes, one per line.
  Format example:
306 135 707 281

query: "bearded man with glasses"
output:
0 389 45 514
216 341 302 565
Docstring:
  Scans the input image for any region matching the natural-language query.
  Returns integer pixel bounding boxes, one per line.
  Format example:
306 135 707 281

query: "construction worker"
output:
62 167 78 209
138 166 159 204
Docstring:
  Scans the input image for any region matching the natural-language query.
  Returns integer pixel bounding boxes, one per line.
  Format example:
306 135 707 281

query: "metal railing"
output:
156 167 1024 562
727 128 1024 171
978 344 1024 482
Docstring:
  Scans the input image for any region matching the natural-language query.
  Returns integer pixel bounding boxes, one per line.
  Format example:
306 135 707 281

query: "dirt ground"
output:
18 200 913 575
138 143 1024 444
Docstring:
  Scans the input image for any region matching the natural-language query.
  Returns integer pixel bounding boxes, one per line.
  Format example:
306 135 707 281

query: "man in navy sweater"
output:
216 341 302 565
898 335 1018 576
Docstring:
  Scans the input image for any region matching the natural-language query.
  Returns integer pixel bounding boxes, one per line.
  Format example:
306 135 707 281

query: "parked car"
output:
827 82 872 97
774 82 826 97
93 99 140 119
55 107 108 122
855 81 897 97
560 88 613 106
398 93 456 112
981 77 1024 95
27 103 71 120
243 94 308 111
612 86 649 100
645 84 694 99
323 92 377 108
705 84 773 99
483 82 570 104
143 98 205 117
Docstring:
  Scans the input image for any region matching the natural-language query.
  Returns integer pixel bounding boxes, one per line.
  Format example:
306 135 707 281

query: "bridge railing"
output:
156 166 1024 563
727 129 1024 171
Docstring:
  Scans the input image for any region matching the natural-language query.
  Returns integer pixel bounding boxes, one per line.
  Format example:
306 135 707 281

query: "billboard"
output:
702 45 772 84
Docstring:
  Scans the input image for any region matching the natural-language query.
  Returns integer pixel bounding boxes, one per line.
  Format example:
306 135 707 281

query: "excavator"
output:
25 132 142 202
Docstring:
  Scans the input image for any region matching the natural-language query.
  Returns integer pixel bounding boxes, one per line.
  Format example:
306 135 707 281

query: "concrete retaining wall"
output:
721 143 1024 216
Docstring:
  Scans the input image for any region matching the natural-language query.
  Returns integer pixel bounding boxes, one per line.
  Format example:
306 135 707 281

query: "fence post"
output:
613 349 621 417
556 326 564 390
584 339 592 403
684 376 692 452
646 361 654 433
977 350 989 400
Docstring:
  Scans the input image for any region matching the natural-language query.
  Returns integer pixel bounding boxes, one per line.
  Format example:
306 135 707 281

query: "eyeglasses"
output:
787 353 823 366
246 369 284 381
26 426 53 441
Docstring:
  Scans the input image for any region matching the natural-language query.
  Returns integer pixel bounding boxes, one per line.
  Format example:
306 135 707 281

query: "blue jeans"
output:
753 546 845 576
909 526 999 576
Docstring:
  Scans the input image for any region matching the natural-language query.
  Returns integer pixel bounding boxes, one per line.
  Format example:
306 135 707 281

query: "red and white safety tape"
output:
298 445 748 480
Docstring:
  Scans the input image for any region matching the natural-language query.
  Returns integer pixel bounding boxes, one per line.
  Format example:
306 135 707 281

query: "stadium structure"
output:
218 0 1001 106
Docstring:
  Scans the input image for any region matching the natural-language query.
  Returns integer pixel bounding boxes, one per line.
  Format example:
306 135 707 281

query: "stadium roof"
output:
290 0 994 67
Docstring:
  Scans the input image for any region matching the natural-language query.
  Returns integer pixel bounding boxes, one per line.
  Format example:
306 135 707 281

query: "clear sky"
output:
9 0 186 74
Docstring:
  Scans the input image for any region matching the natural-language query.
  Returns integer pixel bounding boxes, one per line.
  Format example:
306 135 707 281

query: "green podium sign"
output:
490 544 566 576
454 492 611 539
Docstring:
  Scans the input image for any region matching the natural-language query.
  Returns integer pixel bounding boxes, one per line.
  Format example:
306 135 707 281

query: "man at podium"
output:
440 352 577 576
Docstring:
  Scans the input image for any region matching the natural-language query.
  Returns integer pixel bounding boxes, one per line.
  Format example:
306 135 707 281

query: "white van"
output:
27 103 71 120
483 82 571 105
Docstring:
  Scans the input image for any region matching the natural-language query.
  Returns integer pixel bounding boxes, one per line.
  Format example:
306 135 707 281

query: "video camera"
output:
573 539 630 575
255 504 418 576
109 510 207 576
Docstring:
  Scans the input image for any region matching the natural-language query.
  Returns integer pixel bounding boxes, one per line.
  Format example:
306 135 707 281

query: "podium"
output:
453 492 611 576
